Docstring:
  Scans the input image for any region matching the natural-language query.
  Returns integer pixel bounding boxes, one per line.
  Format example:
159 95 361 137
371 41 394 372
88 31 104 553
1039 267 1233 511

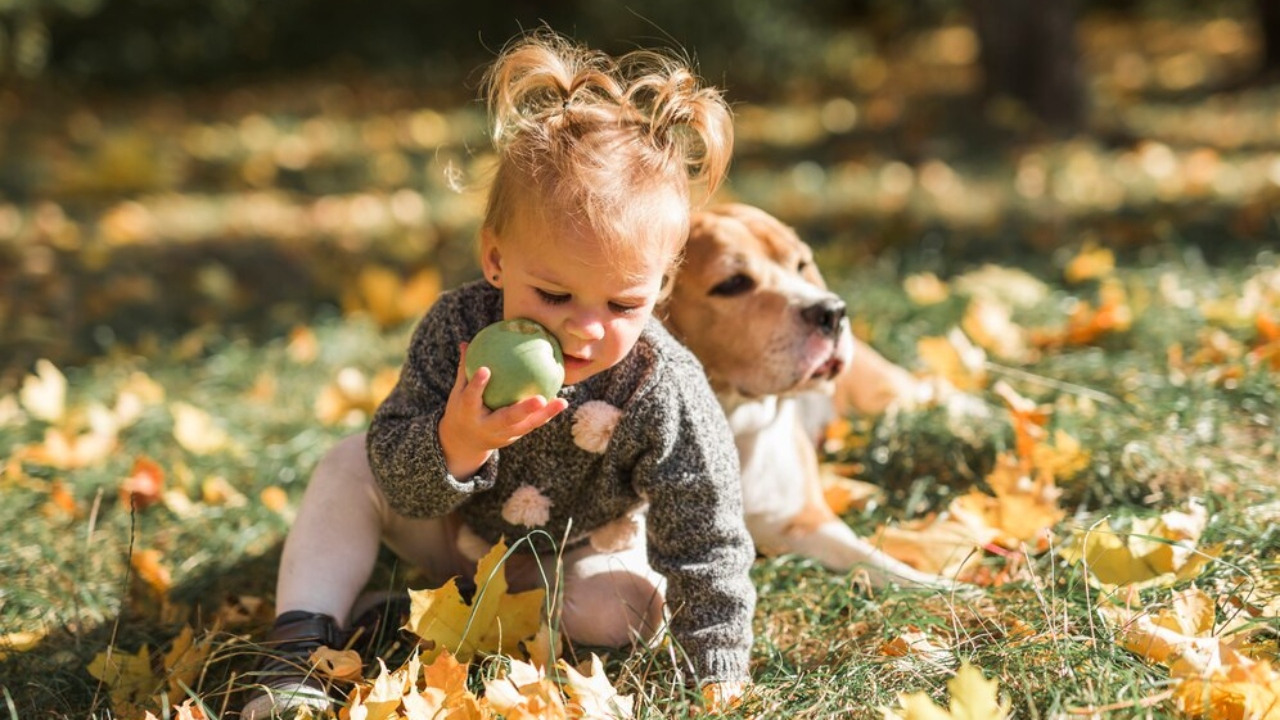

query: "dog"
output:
663 203 955 589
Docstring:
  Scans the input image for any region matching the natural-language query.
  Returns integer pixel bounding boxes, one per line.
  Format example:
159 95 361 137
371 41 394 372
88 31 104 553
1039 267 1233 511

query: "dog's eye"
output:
710 273 755 297
796 259 811 273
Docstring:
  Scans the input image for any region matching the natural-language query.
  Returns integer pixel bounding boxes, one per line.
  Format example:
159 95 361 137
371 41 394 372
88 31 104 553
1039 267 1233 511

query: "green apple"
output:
465 318 565 410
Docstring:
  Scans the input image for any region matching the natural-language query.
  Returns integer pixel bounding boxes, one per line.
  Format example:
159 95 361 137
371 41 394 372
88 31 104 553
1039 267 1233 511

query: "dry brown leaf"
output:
42 480 80 519
260 485 291 516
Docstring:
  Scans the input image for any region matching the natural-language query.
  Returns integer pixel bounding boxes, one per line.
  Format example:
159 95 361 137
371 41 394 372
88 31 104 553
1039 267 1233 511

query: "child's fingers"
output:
487 396 567 441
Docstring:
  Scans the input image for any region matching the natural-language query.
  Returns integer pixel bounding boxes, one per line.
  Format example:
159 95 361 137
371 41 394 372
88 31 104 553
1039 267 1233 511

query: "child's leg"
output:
276 432 468 626
501 525 666 649
559 541 667 647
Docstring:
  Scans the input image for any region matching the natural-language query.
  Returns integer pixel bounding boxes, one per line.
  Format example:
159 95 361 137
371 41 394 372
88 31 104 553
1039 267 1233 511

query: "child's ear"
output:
480 229 503 287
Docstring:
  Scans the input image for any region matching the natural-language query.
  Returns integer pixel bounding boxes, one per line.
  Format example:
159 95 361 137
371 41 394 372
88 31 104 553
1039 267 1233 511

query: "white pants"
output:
275 434 667 648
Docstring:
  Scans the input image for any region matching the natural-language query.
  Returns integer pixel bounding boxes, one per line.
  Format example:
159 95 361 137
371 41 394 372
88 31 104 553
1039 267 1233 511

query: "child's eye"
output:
536 289 570 305
609 302 641 316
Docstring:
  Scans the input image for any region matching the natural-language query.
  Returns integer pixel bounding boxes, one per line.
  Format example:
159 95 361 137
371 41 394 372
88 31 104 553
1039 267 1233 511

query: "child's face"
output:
482 219 674 387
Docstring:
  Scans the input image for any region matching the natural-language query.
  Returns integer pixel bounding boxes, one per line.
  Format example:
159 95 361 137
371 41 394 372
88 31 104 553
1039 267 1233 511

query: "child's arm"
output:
633 372 756 686
367 287 565 517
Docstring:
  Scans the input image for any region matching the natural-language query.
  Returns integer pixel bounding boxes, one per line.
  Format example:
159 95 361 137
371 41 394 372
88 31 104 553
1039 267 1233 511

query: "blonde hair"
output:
481 31 733 269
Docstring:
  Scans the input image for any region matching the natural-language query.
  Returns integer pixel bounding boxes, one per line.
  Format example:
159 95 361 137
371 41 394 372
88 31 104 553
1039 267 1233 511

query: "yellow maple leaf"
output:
405 539 546 663
87 644 160 711
163 625 213 702
1060 505 1220 588
882 662 1010 720
559 654 635 719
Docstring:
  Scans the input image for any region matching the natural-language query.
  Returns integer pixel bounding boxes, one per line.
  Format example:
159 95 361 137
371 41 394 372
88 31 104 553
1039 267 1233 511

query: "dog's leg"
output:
736 399 959 590
834 339 942 417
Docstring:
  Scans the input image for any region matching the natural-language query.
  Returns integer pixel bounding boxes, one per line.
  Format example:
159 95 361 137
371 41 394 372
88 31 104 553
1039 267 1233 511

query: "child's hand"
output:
438 343 569 478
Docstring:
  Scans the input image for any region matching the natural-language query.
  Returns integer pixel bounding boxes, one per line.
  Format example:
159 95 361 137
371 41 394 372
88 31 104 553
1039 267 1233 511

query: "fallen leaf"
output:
1061 503 1220 588
15 425 117 469
132 548 173 598
20 358 66 423
87 644 159 711
917 329 987 392
820 466 880 515
961 297 1030 362
163 625 214 702
482 658 567 719
311 646 364 682
201 475 247 507
950 453 1064 549
260 485 291 515
288 325 320 364
904 272 950 305
1064 242 1115 284
405 539 546 663
881 662 1010 720
120 456 166 511
0 628 49 661
559 654 635 719
171 402 232 455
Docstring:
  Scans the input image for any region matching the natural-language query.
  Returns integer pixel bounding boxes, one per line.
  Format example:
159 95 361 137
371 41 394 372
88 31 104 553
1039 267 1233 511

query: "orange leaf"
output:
131 548 173 598
120 456 166 511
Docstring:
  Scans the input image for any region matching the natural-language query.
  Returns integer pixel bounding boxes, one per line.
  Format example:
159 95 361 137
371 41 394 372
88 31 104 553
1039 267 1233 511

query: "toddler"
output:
242 30 755 717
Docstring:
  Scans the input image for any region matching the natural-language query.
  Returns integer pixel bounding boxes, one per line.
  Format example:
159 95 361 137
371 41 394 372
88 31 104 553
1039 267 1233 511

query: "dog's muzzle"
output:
801 297 847 338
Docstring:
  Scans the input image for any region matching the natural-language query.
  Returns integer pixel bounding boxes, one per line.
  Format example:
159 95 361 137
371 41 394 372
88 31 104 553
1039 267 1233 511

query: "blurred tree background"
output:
1 0 1278 387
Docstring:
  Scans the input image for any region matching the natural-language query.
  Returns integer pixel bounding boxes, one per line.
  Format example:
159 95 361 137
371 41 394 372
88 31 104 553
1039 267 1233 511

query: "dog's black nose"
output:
801 297 846 336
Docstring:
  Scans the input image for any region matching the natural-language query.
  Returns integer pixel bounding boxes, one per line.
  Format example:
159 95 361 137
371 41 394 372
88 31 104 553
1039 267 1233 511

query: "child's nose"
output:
566 313 605 341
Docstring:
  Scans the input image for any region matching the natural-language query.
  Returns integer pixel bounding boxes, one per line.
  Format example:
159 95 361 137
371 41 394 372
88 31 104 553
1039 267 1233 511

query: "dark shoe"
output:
240 611 345 719
346 590 414 659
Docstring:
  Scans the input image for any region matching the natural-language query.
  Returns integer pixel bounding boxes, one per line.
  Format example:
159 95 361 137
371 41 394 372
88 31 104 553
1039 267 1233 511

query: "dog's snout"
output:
801 298 846 336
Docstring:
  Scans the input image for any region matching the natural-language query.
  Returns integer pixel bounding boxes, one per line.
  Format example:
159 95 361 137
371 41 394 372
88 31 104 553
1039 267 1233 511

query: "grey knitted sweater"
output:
367 280 756 684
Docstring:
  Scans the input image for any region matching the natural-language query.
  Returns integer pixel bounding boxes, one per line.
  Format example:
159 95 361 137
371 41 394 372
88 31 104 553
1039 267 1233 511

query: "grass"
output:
2 243 1278 719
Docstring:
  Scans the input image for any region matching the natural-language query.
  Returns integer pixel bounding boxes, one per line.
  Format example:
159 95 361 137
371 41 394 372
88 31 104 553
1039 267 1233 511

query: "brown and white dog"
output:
664 203 954 589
